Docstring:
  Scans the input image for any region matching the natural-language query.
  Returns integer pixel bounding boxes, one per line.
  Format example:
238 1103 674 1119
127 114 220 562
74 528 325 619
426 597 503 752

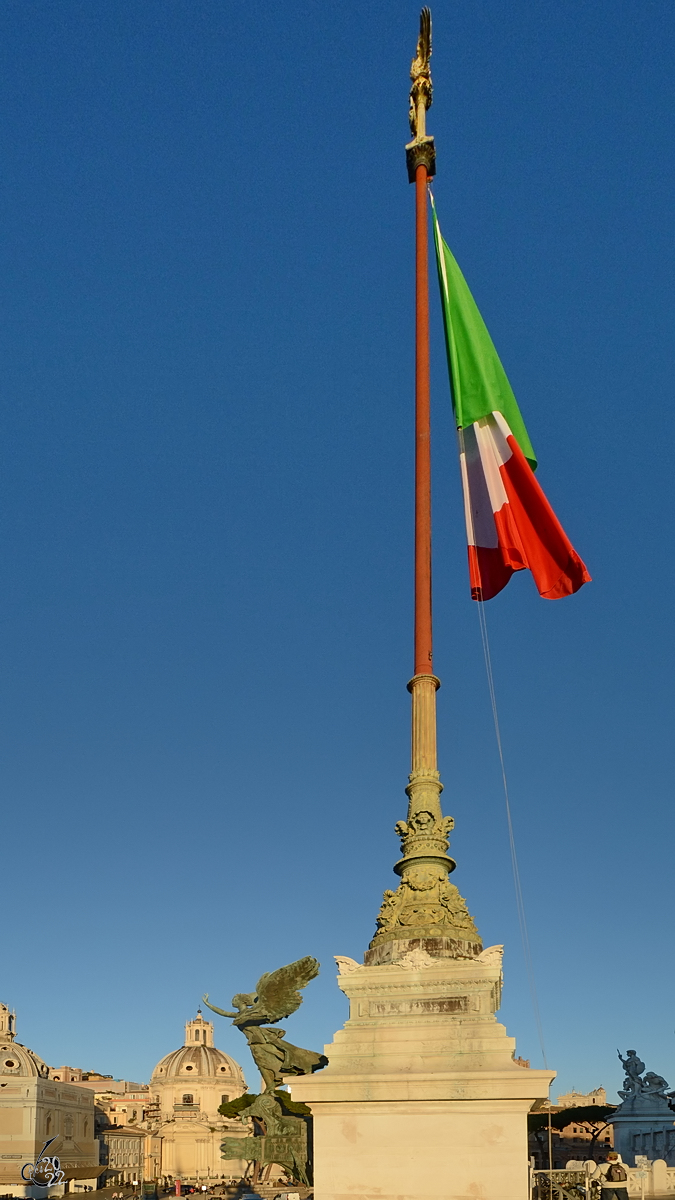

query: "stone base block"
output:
308 1098 533 1200
290 948 554 1200
610 1111 675 1166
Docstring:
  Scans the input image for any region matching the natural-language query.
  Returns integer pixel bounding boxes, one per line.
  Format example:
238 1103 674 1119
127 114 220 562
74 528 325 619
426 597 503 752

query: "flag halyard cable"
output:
474 589 549 1069
457 431 549 1066
453 288 549 1066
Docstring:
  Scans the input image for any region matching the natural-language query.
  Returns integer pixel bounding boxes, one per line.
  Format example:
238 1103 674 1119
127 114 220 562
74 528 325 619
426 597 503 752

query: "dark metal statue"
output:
203 955 327 1093
220 1091 312 1187
203 956 327 1187
616 1049 674 1105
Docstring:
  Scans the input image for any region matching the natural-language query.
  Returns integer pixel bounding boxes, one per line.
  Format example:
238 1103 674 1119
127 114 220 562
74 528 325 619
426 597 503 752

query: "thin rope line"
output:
456 428 548 1068
474 591 548 1069
428 205 549 1068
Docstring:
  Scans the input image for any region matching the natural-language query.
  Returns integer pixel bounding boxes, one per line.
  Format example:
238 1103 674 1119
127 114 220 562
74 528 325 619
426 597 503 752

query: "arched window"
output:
221 1095 229 1105
45 1114 52 1136
182 1094 193 1105
84 1119 89 1138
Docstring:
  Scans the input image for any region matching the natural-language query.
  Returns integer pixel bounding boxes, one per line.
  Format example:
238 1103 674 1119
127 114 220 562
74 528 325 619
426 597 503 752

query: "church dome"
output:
0 1041 50 1079
0 1003 50 1079
150 1011 245 1088
151 1044 244 1084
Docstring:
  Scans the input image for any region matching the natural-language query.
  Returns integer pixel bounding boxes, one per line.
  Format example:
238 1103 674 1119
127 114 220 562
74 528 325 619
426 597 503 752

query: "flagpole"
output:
414 158 433 679
406 10 439 796
366 7 477 967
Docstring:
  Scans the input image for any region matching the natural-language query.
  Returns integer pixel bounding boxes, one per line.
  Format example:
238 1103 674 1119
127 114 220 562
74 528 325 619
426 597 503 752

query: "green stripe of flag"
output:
431 197 537 470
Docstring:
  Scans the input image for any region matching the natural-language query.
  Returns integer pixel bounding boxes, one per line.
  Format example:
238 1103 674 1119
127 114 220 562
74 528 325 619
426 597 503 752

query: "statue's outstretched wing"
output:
416 8 432 69
254 956 320 1023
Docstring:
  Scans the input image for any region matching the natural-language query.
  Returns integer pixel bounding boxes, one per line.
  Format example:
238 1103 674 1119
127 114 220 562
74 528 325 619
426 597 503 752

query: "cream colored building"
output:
96 1088 151 1126
0 1003 100 1197
556 1086 608 1108
98 1124 146 1186
145 1010 249 1183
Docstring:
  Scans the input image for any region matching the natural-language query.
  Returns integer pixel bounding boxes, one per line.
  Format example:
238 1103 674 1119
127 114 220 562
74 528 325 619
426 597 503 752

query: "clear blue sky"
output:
2 0 673 1103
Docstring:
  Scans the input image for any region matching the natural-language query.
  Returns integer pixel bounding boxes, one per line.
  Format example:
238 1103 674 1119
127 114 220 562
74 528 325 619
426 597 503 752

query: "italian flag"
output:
432 199 591 602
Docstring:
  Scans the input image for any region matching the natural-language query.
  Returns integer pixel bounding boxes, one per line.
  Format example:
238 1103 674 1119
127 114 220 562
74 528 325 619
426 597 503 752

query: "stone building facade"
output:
96 1087 151 1126
0 1003 99 1197
98 1125 146 1186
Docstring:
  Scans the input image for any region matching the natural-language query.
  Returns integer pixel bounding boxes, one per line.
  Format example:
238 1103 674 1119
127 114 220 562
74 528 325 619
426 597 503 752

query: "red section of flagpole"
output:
414 161 433 677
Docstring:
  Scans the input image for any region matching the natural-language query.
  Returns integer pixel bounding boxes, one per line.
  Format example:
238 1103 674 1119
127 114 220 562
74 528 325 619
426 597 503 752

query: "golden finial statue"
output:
409 7 432 140
405 8 436 183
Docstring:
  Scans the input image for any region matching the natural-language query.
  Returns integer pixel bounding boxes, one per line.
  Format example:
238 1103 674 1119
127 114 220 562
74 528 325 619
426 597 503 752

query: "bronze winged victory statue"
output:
203 955 328 1093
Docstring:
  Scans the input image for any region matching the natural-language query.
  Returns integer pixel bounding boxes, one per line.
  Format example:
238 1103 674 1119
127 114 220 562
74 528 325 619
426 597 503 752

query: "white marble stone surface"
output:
290 949 554 1200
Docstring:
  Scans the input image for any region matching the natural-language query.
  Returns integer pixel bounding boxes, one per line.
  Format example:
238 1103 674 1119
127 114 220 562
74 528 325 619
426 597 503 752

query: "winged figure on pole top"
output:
203 956 327 1093
409 7 433 139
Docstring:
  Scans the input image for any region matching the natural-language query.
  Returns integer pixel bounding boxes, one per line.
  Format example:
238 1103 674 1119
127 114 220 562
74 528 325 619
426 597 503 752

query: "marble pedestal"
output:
290 948 553 1200
610 1105 675 1166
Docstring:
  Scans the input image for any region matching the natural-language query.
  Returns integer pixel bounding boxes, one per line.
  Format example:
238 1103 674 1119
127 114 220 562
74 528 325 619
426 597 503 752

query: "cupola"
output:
0 1003 16 1042
184 1009 213 1047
